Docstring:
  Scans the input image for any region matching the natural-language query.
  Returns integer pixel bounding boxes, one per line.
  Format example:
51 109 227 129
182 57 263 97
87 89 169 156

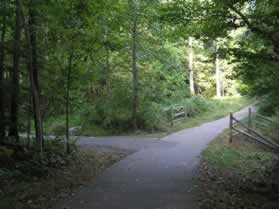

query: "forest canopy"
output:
0 0 278 152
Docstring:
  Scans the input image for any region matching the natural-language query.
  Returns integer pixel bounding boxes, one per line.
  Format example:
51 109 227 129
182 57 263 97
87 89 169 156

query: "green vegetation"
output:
198 130 276 209
203 130 273 173
168 96 253 133
43 96 252 136
0 0 278 208
1 0 278 153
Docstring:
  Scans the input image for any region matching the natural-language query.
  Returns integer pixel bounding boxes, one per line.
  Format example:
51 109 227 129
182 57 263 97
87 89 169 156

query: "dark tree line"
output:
0 0 43 154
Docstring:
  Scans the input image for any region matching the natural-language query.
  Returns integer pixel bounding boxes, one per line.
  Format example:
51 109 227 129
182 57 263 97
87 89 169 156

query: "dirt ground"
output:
0 146 130 209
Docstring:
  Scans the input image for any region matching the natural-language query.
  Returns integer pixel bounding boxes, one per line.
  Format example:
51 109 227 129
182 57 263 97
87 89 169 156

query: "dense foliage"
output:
0 0 278 152
163 0 279 113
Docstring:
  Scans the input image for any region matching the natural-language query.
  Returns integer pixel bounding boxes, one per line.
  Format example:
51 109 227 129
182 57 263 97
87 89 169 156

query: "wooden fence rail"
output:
229 108 279 151
255 114 279 126
164 105 188 127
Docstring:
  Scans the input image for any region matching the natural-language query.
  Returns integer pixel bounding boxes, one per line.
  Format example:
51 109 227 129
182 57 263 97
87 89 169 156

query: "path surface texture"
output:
54 106 251 209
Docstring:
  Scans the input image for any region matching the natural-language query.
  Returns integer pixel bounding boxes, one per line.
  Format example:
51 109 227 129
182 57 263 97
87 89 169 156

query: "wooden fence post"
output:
170 106 174 127
248 107 252 133
184 104 188 118
230 113 233 143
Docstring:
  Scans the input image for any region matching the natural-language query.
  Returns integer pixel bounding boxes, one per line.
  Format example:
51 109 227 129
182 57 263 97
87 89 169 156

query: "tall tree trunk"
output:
29 0 43 143
0 0 7 140
131 15 139 130
103 25 112 127
27 92 32 148
65 50 73 154
28 0 44 149
29 0 40 93
215 44 222 98
188 37 195 96
18 0 43 155
9 0 22 140
104 26 111 97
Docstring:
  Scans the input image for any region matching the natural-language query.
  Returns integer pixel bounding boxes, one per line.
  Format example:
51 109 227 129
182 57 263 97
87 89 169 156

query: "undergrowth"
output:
42 96 253 137
0 140 124 209
198 129 277 209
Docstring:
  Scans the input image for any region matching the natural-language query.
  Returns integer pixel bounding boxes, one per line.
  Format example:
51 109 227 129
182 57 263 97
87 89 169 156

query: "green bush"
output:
80 96 251 135
188 96 210 114
258 94 279 116
140 102 165 131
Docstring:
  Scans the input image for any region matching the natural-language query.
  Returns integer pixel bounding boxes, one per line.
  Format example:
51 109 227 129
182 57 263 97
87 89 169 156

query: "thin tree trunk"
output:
131 15 139 130
188 37 195 96
9 0 22 140
28 1 43 148
104 26 111 97
215 44 222 98
103 25 112 127
27 91 32 148
18 0 43 155
66 50 73 154
29 0 40 94
0 0 7 140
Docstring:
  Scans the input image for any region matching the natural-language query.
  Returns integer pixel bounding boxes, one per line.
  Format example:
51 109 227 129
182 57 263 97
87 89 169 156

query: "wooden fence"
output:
164 106 188 127
230 108 279 151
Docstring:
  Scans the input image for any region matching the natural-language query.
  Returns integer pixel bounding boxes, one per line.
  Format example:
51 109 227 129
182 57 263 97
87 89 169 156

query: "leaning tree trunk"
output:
215 44 222 98
0 0 7 140
18 0 43 155
131 15 139 130
9 0 22 140
188 37 195 96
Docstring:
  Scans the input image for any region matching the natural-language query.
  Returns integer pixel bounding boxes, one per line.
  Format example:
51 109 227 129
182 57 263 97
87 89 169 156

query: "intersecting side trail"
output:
54 106 252 209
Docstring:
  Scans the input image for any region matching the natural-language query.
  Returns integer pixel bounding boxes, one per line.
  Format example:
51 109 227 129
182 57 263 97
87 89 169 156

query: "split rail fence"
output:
164 106 189 127
230 108 279 151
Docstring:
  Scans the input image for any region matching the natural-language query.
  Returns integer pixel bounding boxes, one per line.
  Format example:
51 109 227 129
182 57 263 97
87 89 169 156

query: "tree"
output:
18 0 44 154
9 0 22 140
0 0 7 140
130 0 140 130
65 50 73 153
215 43 221 98
188 37 195 96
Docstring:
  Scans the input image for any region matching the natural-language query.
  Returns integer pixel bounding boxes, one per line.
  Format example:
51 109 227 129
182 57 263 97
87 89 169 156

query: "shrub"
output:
140 102 165 131
184 96 210 116
258 94 279 116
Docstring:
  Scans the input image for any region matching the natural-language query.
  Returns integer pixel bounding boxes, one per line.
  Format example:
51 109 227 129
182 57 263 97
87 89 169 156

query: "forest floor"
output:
0 145 131 209
197 130 279 209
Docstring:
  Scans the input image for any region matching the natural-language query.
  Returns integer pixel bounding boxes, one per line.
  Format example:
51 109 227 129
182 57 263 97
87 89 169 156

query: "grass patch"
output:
167 96 254 134
43 114 81 136
203 130 273 175
197 129 277 209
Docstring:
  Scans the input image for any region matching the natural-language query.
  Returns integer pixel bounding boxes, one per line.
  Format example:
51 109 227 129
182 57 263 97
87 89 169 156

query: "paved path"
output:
77 136 172 153
54 106 251 209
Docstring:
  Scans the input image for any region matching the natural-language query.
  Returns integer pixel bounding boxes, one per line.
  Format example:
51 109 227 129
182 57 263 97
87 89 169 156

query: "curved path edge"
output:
54 106 253 209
